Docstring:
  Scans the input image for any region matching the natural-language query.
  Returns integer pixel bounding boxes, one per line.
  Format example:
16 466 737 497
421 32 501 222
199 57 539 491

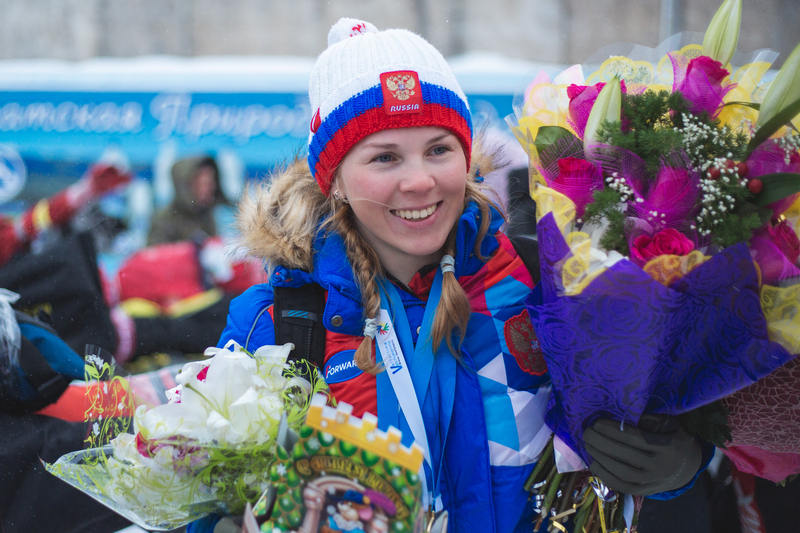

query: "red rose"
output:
551 157 603 218
631 228 695 263
557 157 595 176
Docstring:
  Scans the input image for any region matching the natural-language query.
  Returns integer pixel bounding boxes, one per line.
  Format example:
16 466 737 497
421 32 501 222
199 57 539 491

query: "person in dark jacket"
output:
148 156 225 245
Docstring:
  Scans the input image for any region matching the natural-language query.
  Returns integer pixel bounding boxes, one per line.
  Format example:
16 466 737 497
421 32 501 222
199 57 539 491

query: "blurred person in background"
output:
0 163 131 267
148 155 227 246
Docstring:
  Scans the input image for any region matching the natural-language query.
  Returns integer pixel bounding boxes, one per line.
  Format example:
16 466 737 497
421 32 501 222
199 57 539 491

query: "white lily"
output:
583 76 622 157
755 41 800 128
702 0 742 67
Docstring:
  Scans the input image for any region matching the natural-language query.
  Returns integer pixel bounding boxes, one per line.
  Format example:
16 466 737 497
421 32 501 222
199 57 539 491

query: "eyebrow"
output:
359 132 455 150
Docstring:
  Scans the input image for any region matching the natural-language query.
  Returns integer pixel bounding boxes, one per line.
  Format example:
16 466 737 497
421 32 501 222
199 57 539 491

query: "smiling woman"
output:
188 15 707 533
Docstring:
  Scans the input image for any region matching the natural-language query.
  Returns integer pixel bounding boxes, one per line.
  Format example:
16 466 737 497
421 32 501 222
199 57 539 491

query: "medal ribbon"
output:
374 266 456 511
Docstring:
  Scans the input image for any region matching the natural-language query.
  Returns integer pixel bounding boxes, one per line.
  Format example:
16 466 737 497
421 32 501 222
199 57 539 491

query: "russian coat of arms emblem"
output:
384 74 416 101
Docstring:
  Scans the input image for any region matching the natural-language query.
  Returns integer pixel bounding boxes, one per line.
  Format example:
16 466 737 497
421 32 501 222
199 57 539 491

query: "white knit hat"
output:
307 17 472 196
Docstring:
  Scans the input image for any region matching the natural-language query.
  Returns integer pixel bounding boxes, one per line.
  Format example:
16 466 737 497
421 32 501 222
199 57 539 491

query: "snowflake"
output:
276 464 287 476
307 437 320 450
391 467 401 476
366 431 376 442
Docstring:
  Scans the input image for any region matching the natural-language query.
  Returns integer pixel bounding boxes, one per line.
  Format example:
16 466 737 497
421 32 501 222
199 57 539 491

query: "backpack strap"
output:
272 284 327 369
1 312 71 413
15 336 70 411
508 234 541 284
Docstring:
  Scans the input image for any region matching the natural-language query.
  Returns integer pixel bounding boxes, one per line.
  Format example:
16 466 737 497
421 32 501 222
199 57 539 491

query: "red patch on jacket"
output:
504 309 547 376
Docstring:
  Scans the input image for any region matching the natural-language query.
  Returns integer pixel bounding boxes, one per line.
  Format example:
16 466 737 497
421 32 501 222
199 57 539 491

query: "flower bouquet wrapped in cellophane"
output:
45 341 328 531
506 0 800 530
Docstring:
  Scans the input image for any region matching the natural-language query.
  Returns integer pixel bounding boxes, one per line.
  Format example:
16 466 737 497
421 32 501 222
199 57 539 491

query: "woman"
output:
197 18 705 533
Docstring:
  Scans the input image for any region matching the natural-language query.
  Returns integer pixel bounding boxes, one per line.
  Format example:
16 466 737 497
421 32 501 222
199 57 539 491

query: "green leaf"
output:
734 199 774 227
534 125 576 156
678 401 731 449
750 172 800 206
723 100 761 110
534 125 579 169
745 96 800 159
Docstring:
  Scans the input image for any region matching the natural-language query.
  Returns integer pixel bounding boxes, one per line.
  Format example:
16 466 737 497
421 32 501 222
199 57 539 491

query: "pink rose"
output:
674 55 732 117
631 228 695 263
640 166 698 224
550 157 603 218
757 219 800 265
567 80 628 138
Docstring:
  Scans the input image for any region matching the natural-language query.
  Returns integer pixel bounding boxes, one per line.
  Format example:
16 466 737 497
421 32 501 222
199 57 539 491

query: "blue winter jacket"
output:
191 201 710 533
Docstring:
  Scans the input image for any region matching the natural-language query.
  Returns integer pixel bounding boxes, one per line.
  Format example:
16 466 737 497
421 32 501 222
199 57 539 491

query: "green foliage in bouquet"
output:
676 400 732 448
584 89 768 252
600 90 689 175
582 188 631 256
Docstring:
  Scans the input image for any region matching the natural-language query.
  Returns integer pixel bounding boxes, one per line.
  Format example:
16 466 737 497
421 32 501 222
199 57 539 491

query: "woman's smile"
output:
391 202 439 221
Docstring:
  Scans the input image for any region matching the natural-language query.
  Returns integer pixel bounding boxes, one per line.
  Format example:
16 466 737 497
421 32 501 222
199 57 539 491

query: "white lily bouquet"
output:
46 341 327 531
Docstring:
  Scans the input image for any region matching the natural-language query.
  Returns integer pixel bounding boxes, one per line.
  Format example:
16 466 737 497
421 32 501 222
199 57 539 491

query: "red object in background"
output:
217 257 268 294
116 241 205 308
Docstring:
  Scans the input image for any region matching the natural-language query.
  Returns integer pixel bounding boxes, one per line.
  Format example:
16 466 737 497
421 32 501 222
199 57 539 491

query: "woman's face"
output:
336 126 467 281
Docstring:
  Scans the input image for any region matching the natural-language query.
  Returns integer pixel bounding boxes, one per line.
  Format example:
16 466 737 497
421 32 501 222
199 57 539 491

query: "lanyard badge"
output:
373 263 456 512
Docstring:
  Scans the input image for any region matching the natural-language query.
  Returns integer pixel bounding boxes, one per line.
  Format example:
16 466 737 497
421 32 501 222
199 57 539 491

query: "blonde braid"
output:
325 204 385 374
428 178 499 356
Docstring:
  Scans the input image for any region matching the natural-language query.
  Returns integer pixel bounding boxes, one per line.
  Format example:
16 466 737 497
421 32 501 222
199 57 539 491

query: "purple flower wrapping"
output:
527 212 795 464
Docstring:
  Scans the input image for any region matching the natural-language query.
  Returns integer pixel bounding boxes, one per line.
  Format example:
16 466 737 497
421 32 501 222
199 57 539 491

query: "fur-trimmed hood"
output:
235 140 504 273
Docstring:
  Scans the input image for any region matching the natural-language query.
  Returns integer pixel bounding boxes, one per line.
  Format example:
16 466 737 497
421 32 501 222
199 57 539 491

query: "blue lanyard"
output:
374 269 456 506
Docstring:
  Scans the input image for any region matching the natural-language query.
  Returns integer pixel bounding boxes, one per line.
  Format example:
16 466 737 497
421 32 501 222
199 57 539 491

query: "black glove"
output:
583 414 702 496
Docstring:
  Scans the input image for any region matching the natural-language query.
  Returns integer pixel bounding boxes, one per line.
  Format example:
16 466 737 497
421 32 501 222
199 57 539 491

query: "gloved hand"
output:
64 164 132 209
86 164 132 195
583 414 702 496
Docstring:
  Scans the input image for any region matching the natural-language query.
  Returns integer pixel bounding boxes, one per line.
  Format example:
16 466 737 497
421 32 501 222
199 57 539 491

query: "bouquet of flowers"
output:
506 0 800 529
46 341 327 531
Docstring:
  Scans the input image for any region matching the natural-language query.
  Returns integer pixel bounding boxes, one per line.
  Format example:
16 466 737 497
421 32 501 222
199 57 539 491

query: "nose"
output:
398 158 435 193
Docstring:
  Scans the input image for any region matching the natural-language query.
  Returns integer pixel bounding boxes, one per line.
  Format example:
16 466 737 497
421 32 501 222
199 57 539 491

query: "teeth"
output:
394 204 437 220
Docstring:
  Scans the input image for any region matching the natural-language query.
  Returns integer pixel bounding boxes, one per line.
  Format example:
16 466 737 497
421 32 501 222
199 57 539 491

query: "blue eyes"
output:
371 145 450 163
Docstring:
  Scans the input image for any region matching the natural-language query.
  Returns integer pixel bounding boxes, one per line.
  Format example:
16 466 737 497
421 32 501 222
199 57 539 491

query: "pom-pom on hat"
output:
308 17 473 196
